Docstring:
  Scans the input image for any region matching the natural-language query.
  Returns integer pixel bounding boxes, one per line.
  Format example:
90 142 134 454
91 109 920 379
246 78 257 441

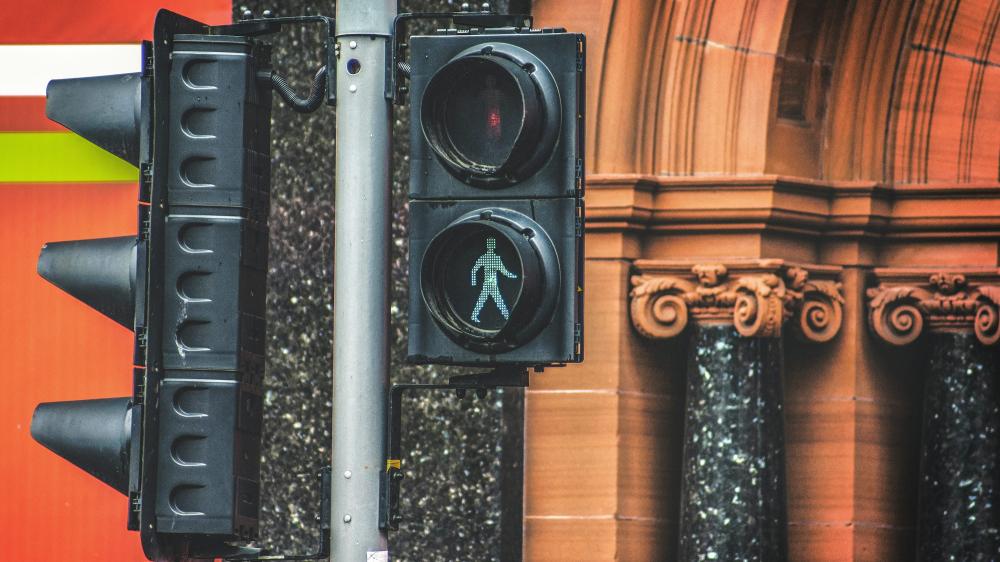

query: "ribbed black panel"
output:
155 33 271 541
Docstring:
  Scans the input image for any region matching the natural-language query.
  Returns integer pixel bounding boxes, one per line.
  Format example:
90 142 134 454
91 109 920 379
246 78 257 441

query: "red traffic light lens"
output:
441 66 523 168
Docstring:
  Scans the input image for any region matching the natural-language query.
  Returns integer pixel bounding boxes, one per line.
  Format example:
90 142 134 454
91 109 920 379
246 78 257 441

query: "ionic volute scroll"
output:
867 271 1000 346
732 274 787 338
866 286 933 346
785 266 845 343
629 274 697 339
629 262 844 342
975 286 1000 346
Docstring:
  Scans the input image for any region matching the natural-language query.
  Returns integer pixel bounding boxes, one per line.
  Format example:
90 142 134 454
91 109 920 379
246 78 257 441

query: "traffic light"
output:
407 28 585 366
30 11 271 560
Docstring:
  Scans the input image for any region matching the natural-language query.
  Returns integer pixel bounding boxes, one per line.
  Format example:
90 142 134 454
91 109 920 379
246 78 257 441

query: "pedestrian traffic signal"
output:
29 10 272 560
407 28 585 366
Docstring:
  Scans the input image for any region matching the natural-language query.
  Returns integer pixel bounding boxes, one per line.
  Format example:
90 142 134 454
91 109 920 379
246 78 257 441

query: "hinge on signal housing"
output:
574 158 584 194
136 327 147 351
574 196 584 238
139 162 152 203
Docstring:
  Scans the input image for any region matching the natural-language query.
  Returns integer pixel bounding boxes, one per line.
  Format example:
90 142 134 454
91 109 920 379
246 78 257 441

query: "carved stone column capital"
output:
867 268 1000 346
629 259 844 341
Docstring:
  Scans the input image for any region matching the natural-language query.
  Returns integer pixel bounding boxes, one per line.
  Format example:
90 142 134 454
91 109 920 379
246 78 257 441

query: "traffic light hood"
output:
37 236 137 329
31 398 133 494
46 72 144 167
420 42 560 187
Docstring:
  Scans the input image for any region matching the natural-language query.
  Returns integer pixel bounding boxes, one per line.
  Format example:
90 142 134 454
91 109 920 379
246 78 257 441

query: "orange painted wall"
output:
0 183 142 560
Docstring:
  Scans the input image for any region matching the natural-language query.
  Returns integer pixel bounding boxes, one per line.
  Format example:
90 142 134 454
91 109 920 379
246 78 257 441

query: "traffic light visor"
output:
421 44 560 187
31 398 133 494
46 73 144 167
37 236 137 329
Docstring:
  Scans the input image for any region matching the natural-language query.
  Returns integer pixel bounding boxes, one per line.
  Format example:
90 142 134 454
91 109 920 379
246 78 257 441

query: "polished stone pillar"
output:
868 270 1000 561
679 324 787 561
631 260 843 560
919 333 1000 559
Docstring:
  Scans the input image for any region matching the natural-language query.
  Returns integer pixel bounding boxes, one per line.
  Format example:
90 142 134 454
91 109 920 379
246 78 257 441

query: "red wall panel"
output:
1 0 231 44
0 183 142 560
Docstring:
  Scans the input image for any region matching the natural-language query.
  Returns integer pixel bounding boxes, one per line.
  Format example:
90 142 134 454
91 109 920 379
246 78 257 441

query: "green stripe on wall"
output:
0 132 137 183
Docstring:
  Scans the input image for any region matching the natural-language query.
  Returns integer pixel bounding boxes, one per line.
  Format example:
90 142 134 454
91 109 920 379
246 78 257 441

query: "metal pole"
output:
332 1 395 560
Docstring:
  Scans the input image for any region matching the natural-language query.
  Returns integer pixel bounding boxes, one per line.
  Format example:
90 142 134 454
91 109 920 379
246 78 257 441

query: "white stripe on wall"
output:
0 44 142 96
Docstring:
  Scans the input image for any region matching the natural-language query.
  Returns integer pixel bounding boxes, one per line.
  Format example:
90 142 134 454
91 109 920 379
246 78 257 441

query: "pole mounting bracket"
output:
212 13 337 107
378 366 531 531
216 466 332 561
388 7 533 104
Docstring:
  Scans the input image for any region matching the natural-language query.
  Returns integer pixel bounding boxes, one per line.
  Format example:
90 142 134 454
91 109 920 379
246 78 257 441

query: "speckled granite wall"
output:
234 1 523 560
918 332 1000 560
679 324 788 562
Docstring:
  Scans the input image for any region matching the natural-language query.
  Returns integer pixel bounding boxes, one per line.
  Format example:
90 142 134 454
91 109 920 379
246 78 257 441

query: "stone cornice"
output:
630 259 844 341
867 268 1000 346
586 173 1000 240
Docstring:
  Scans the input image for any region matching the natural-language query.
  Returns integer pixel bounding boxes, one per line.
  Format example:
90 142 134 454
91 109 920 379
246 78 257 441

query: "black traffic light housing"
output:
30 10 276 560
407 28 585 366
153 28 272 545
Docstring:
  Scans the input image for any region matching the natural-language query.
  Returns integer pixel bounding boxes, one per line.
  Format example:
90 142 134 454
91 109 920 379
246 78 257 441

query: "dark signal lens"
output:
442 66 522 168
421 46 560 187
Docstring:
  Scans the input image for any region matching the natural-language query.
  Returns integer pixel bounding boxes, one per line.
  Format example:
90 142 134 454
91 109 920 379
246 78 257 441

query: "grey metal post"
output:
332 1 395 560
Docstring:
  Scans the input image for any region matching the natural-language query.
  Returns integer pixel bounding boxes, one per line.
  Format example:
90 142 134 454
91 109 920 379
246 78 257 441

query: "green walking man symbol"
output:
470 237 518 324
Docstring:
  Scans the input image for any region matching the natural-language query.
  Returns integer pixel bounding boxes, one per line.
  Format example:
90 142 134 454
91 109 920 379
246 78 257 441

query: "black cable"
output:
271 66 327 113
397 60 411 78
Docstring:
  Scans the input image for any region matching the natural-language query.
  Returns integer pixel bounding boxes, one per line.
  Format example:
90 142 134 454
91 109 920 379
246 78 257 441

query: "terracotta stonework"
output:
867 269 1000 346
867 270 1000 559
630 260 844 341
629 260 843 560
528 0 1000 559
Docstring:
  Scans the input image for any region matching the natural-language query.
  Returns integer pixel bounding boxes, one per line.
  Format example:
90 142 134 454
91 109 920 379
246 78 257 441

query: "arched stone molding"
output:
630 259 844 341
533 0 799 176
891 0 1000 183
822 0 914 182
537 0 1000 184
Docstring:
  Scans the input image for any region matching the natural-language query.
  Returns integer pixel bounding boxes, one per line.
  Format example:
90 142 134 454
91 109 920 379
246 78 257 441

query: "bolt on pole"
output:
331 0 395 560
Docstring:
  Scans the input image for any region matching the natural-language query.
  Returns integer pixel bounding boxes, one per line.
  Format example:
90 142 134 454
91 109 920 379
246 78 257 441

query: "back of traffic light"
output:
405 23 585 367
29 10 335 560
